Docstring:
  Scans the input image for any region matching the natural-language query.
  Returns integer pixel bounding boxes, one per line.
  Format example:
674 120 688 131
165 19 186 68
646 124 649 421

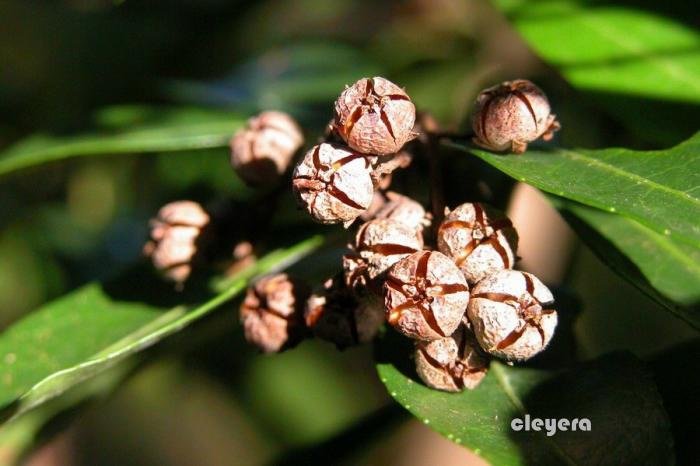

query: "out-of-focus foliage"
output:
0 0 697 465
0 237 321 422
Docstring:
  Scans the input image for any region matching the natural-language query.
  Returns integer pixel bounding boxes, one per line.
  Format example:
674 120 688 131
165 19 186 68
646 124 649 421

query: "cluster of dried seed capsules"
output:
142 76 561 393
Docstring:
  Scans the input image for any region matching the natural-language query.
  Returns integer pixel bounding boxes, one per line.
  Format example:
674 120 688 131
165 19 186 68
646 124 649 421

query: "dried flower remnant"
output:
230 111 304 185
343 218 424 290
437 202 518 284
472 79 560 154
240 274 310 353
384 251 470 341
292 143 375 225
467 270 557 361
144 200 210 284
415 325 489 392
333 77 417 155
305 277 385 349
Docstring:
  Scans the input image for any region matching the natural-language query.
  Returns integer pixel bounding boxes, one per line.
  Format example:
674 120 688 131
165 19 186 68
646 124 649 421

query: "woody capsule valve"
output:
333 77 417 155
472 79 560 154
384 251 470 341
467 269 558 361
230 111 304 185
292 143 375 225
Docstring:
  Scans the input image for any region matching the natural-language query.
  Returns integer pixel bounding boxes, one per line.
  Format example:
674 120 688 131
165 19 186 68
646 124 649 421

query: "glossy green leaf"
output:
376 333 673 465
0 236 322 423
448 132 700 248
495 0 700 103
552 198 700 327
0 108 242 177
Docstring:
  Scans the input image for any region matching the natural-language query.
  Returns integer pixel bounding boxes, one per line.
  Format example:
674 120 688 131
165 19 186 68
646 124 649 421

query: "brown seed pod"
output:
415 324 489 392
372 191 430 232
230 111 304 185
292 143 375 225
240 273 310 353
333 77 417 155
343 218 424 291
437 202 518 284
384 251 470 341
472 79 560 154
467 269 557 361
305 277 385 349
143 200 210 284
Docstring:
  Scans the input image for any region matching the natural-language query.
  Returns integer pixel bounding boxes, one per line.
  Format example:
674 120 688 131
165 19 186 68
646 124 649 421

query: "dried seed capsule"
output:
384 251 470 341
467 269 557 361
343 218 424 290
373 191 430 232
230 111 304 185
292 143 375 225
415 325 489 392
333 77 417 155
437 202 518 284
240 273 310 353
472 79 560 154
143 200 210 284
305 277 385 349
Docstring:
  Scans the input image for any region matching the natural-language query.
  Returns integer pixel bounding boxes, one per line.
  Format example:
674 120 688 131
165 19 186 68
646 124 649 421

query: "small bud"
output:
384 251 470 341
333 77 417 155
240 273 310 353
415 325 489 392
292 143 375 225
472 79 560 154
230 111 304 185
305 277 384 349
372 191 430 232
437 202 518 284
343 218 424 290
144 200 210 284
467 270 557 361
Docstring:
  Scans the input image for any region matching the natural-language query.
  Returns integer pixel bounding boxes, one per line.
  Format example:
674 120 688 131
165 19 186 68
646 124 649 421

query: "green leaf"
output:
376 333 674 465
0 108 242 178
494 0 700 103
0 236 323 423
448 132 700 248
552 198 700 327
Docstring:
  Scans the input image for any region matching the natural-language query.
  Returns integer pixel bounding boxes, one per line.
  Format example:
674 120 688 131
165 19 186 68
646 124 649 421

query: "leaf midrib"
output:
557 148 699 207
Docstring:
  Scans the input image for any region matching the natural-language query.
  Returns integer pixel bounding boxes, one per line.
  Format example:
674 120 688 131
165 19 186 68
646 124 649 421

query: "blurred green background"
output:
0 0 697 465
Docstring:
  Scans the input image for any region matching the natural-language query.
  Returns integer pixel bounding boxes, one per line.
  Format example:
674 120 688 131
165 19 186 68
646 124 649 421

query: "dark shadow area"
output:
577 90 700 148
650 338 700 466
522 285 581 370
585 0 699 29
513 352 674 466
372 327 421 383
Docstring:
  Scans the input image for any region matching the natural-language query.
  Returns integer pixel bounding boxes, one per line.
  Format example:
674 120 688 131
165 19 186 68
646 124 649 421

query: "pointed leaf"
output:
494 0 700 103
551 198 700 327
448 132 700 247
376 332 673 465
0 236 322 423
0 108 241 177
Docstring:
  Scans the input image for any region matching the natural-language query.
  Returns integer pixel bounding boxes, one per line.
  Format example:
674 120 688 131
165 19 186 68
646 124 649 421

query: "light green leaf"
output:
0 236 323 423
376 333 673 465
552 198 700 327
0 108 242 177
448 132 700 248
494 0 700 103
